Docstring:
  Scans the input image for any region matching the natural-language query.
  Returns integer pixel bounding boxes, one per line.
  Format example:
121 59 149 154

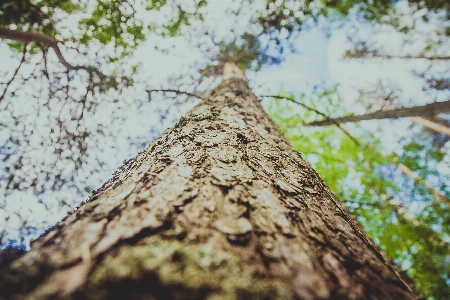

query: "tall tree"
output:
2 0 449 298
0 63 418 300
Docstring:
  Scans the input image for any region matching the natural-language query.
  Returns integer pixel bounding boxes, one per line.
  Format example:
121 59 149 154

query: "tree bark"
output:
304 100 450 127
0 63 417 300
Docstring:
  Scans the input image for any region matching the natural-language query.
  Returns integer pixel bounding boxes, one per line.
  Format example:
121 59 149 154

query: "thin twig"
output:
260 94 360 145
146 89 204 101
0 45 27 103
259 94 327 117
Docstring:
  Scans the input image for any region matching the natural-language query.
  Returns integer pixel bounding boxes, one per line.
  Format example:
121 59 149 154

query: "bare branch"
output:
0 26 75 70
345 41 450 61
304 100 450 127
146 89 204 101
0 26 114 82
259 94 328 118
260 94 361 145
350 53 450 61
410 116 450 137
382 150 449 206
360 142 449 206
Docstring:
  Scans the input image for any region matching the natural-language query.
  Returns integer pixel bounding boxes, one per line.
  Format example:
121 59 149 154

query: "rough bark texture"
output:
306 100 450 127
0 64 417 300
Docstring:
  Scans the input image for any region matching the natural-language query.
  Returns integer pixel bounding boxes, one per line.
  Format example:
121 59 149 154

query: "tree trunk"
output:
304 100 450 127
410 116 450 137
0 63 417 300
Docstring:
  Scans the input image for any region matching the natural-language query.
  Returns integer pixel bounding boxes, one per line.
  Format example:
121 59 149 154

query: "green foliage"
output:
263 88 450 299
258 0 316 33
324 0 449 22
5 41 26 53
258 0 388 34
79 0 145 58
147 0 168 9
164 9 189 37
0 0 79 35
1 0 207 68
146 0 207 37
259 0 449 36
216 33 282 72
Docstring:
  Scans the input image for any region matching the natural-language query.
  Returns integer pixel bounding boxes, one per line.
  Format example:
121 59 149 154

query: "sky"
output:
0 0 449 247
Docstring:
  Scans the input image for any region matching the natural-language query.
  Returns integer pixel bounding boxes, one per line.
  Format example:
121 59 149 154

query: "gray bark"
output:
305 100 450 127
0 64 417 300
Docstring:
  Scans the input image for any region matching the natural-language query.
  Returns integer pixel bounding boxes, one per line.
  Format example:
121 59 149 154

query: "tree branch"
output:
146 89 204 101
380 149 449 206
0 26 113 82
0 26 76 70
259 94 328 118
304 100 450 127
351 53 450 61
409 116 450 136
0 44 27 103
359 142 449 206
259 94 360 145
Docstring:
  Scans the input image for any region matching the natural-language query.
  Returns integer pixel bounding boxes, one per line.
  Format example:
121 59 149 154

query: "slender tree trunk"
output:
410 116 450 136
376 148 449 206
304 100 450 127
0 63 417 300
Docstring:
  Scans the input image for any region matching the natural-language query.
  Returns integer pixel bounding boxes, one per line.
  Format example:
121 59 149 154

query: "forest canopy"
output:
0 0 449 299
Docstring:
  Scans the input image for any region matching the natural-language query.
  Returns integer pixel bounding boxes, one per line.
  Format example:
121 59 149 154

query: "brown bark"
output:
0 63 417 300
305 100 450 127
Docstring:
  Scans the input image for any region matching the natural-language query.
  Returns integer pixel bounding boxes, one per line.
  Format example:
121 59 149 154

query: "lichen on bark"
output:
0 63 417 300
